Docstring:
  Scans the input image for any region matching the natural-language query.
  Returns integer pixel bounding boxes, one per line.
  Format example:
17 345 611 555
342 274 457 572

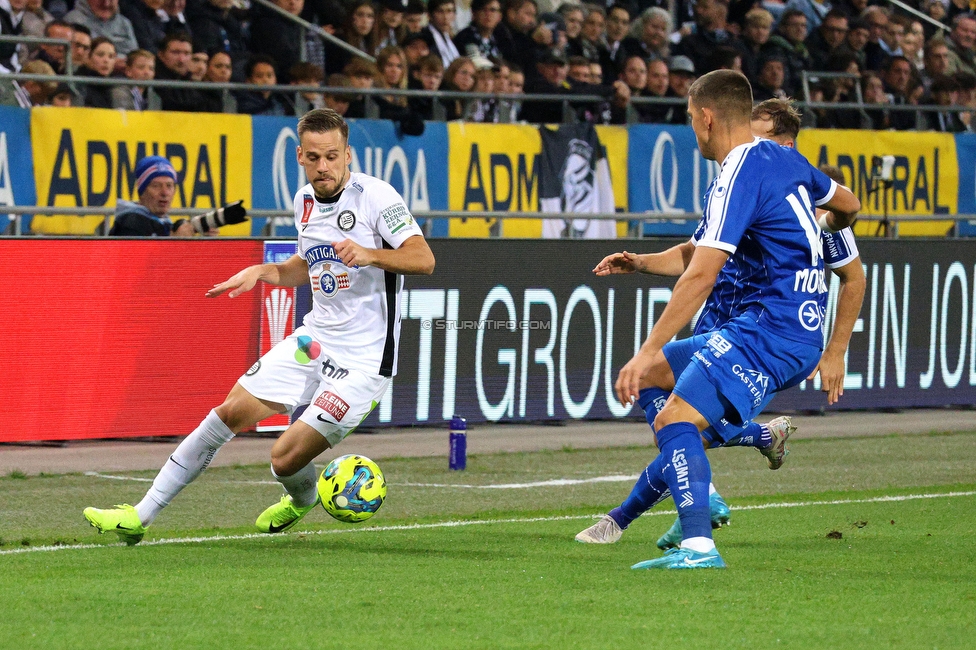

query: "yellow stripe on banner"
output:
796 129 957 237
29 107 252 236
448 122 543 238
595 125 629 237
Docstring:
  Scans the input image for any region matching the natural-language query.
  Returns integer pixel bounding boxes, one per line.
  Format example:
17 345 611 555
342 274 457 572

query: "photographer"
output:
109 156 247 237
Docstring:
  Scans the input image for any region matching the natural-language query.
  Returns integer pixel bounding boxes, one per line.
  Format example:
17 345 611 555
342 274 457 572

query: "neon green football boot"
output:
256 495 318 534
83 504 147 546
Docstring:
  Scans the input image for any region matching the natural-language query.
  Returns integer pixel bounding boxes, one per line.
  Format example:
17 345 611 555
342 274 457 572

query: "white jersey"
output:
293 172 424 377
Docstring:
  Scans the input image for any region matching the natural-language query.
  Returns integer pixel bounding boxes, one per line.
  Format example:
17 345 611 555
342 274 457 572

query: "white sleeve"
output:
370 182 424 248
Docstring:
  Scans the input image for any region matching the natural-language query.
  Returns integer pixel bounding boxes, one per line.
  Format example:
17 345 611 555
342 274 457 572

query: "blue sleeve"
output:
809 163 838 206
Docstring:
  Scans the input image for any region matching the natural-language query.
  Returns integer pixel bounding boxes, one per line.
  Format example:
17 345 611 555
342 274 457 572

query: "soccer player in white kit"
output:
84 109 435 544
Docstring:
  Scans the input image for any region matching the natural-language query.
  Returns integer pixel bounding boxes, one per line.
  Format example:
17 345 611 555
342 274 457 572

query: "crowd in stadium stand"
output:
1 0 976 129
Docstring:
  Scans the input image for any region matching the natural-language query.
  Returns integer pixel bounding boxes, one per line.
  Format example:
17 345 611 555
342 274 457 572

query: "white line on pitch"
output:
2 490 974 557
84 471 641 488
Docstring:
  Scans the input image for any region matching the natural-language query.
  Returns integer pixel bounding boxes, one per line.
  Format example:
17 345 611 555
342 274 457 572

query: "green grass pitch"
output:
1 431 975 648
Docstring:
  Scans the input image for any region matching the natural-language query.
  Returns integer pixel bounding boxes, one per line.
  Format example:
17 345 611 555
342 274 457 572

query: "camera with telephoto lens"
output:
190 201 248 234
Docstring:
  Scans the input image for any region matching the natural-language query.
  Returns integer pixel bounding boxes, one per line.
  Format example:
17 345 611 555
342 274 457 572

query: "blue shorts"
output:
663 319 820 442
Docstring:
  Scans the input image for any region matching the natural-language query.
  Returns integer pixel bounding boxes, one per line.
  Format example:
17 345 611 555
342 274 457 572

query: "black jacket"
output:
154 57 207 112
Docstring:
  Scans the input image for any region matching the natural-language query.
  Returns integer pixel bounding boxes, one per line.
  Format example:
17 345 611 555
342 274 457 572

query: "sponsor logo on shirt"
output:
301 194 314 225
311 265 350 297
304 244 343 266
380 203 412 234
798 300 824 331
314 391 350 422
732 364 769 407
337 210 356 232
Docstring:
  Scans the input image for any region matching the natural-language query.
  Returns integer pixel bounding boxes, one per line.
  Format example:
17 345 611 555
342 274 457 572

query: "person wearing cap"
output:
454 0 502 59
665 54 695 124
522 47 628 123
109 156 191 237
401 31 431 82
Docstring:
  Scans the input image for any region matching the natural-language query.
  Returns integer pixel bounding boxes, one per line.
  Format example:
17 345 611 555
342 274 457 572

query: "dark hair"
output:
298 108 350 143
819 164 845 185
416 53 445 72
89 36 116 56
884 55 912 72
246 54 278 79
428 0 456 13
159 31 192 52
823 8 848 22
931 73 962 94
751 98 802 140
825 51 859 72
69 22 92 36
779 9 806 26
688 69 753 121
290 61 325 83
707 46 741 71
44 19 72 35
954 71 976 91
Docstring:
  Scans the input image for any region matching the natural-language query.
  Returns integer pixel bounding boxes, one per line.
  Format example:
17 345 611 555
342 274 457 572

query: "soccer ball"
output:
318 454 387 523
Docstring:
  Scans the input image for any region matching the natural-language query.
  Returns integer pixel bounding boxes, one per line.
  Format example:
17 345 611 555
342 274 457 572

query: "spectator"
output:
861 70 889 129
455 0 503 59
567 53 591 82
0 59 56 106
880 14 907 58
558 3 584 51
674 0 739 77
612 53 654 122
441 54 475 119
423 0 459 67
199 48 233 112
537 12 569 59
0 0 26 73
707 45 741 71
64 0 138 60
735 7 773 84
77 36 118 108
925 73 965 131
32 20 73 74
111 47 155 109
376 44 408 104
883 55 921 130
120 0 168 53
600 3 641 80
154 31 206 111
503 61 524 119
783 0 832 34
567 4 604 63
806 9 847 71
188 48 207 81
403 0 426 35
235 55 289 115
631 7 671 62
765 9 811 95
322 72 355 115
285 61 326 113
589 59 602 84
921 0 947 41
343 57 381 118
49 81 78 105
402 31 431 74
464 55 498 121
409 53 444 118
955 70 976 130
21 0 53 45
901 30 923 73
837 17 869 72
946 15 976 77
494 0 544 76
306 5 345 73
185 0 247 79
70 23 93 70
821 51 864 128
640 57 676 123
374 0 408 50
666 54 695 105
250 0 305 82
860 6 888 72
753 56 788 101
160 0 191 37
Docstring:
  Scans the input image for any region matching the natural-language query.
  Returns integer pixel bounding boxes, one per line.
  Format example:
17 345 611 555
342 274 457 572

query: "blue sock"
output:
637 387 670 430
721 422 771 449
656 422 712 541
608 456 670 529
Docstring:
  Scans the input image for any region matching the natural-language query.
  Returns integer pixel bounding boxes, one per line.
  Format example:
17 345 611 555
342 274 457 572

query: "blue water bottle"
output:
449 415 467 471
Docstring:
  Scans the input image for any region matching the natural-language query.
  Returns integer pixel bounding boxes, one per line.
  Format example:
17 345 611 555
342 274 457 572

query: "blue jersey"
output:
695 225 859 335
691 138 837 347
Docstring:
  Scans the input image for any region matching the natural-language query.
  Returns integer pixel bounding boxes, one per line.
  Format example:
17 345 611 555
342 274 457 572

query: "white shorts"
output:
238 326 390 447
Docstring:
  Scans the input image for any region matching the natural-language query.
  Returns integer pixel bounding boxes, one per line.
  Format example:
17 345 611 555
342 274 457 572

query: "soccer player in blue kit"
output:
576 98 866 550
596 71 861 569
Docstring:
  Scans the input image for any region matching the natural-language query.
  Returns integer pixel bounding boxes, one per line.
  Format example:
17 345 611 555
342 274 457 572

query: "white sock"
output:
272 461 319 508
681 536 717 553
135 410 235 526
708 482 717 496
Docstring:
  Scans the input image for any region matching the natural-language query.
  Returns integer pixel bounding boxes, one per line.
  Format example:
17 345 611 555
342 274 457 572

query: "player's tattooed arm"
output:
593 240 694 277
808 256 866 404
206 254 310 298
333 235 435 275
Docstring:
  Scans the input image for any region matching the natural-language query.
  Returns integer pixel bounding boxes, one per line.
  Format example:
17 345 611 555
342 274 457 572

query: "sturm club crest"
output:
337 210 356 231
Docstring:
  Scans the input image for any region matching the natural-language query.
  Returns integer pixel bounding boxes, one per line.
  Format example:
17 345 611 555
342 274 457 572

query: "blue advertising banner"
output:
627 124 718 236
0 106 37 232
251 117 449 237
954 132 976 237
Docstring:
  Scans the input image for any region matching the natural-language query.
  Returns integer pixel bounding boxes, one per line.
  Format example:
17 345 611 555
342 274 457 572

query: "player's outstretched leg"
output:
656 488 731 550
83 409 236 545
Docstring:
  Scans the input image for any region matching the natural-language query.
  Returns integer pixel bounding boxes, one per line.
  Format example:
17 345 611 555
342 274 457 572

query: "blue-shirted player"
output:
593 71 861 569
576 98 867 550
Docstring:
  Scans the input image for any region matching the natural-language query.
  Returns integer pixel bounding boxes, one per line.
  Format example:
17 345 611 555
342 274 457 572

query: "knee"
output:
214 401 249 434
270 443 303 477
